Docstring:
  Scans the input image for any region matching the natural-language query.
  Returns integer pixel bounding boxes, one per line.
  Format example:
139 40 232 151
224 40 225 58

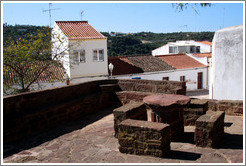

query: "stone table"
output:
143 94 190 140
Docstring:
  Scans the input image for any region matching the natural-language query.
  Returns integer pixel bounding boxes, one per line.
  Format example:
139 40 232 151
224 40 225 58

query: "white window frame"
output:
71 50 86 63
93 49 104 62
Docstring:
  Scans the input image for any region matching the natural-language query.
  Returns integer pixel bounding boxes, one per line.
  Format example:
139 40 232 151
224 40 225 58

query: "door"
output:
197 72 203 89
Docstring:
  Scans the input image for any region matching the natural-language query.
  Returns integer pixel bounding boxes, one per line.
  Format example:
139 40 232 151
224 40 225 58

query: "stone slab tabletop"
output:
143 94 191 107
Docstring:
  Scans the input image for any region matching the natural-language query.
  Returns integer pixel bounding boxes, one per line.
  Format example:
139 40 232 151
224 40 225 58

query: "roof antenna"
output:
43 3 60 27
80 11 84 21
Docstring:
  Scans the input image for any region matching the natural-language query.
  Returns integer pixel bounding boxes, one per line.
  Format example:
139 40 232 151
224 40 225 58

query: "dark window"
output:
162 77 169 81
180 76 185 82
196 46 200 53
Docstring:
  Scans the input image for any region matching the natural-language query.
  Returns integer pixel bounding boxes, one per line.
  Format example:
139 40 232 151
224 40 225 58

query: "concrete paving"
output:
3 107 243 164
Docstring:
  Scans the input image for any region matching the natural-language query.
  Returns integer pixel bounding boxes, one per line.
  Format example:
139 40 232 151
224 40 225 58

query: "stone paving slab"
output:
3 108 243 163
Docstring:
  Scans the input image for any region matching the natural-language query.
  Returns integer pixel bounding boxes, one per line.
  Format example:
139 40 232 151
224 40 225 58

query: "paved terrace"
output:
3 107 243 163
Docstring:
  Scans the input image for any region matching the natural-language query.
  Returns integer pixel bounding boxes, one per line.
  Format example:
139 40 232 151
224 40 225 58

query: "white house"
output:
209 25 243 100
109 55 207 91
52 21 108 79
152 40 212 56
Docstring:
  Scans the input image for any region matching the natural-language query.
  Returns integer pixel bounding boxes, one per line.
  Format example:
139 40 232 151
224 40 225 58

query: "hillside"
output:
3 24 214 57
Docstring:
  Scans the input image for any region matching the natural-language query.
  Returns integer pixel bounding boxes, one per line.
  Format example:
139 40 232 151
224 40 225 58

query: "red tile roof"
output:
196 41 212 46
157 54 207 69
3 61 65 85
108 57 143 75
108 55 174 76
56 21 106 40
193 53 212 58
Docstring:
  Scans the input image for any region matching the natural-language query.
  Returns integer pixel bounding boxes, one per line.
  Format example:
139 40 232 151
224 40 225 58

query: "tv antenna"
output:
43 3 60 27
80 11 84 21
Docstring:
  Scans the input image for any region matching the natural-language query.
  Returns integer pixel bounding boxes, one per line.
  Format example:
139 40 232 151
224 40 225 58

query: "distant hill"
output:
3 24 214 57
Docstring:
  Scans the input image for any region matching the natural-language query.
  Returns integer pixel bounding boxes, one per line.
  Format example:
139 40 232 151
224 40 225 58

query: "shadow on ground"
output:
221 133 243 149
3 108 114 158
172 130 243 150
167 150 201 161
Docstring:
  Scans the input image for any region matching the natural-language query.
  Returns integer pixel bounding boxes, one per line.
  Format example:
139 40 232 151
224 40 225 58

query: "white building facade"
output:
209 25 243 100
152 40 212 56
52 21 108 79
114 68 207 91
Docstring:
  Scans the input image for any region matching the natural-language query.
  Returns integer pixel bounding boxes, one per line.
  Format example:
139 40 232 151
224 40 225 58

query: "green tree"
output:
3 27 65 94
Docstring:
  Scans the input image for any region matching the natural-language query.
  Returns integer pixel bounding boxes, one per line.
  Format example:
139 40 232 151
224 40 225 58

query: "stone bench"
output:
113 101 147 137
194 111 225 148
118 119 170 157
184 99 208 126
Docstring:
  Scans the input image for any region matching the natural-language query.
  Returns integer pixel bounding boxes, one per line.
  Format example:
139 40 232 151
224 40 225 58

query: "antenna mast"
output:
80 11 84 21
43 3 60 27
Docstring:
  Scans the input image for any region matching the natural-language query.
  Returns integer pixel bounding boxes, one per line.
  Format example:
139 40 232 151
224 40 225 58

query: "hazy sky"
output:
2 2 244 33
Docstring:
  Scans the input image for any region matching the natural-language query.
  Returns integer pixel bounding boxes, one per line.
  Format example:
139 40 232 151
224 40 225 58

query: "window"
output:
93 49 104 62
180 76 185 82
190 46 195 53
162 77 169 81
169 46 178 54
72 50 85 63
196 46 200 53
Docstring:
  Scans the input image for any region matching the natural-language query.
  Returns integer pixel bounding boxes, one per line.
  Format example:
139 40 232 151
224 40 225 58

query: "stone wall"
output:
118 119 170 157
116 79 187 105
207 99 243 116
3 79 121 144
117 79 186 95
3 78 187 144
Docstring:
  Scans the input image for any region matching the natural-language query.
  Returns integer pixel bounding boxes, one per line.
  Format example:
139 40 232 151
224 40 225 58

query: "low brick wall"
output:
118 119 170 157
117 79 186 95
195 111 225 148
113 101 147 137
207 99 243 116
3 79 121 144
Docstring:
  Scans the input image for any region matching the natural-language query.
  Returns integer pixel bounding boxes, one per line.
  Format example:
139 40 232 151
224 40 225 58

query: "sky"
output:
1 1 244 33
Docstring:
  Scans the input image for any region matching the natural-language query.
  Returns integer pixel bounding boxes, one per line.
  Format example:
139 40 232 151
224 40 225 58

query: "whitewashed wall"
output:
114 67 207 91
52 22 70 77
152 40 211 56
52 22 108 79
69 39 108 78
152 44 168 56
209 25 243 100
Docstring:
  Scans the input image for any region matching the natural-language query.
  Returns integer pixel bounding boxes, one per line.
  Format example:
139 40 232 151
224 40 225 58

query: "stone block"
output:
113 102 147 137
194 111 225 148
118 119 170 157
184 99 208 126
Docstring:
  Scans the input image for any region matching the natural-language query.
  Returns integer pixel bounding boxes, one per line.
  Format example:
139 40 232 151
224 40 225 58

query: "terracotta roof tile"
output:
157 54 207 69
108 57 143 75
127 55 174 72
193 53 212 58
56 21 106 40
3 61 65 85
196 41 212 46
108 55 174 76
